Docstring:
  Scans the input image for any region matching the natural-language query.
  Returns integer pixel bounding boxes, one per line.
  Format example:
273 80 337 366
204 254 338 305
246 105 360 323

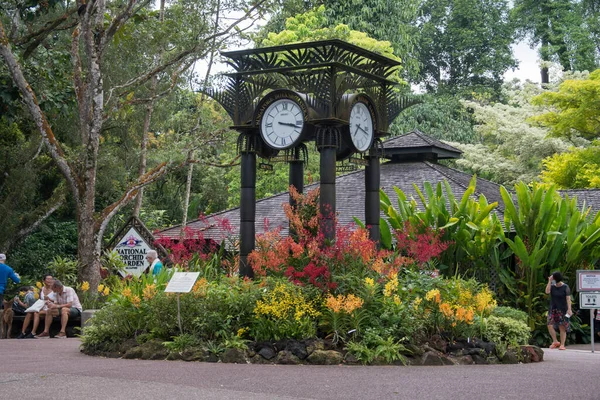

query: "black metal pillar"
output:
289 147 304 202
365 154 380 244
317 127 339 240
239 149 256 278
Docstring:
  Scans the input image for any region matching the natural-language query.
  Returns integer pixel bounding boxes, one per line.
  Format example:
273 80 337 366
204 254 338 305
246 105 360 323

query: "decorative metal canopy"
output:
205 39 409 133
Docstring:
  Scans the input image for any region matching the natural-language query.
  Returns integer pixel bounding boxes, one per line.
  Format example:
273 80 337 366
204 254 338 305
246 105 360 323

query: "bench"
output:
8 313 82 338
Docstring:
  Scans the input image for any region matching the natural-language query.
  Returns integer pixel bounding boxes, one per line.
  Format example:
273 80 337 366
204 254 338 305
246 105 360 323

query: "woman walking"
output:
546 271 572 350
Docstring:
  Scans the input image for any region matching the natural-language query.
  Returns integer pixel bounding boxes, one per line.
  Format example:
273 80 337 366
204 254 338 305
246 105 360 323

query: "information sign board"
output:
579 292 600 309
164 272 200 293
576 270 600 292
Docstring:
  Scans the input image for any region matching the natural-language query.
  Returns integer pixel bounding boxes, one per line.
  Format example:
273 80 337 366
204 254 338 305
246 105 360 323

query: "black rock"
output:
286 340 308 360
258 345 277 360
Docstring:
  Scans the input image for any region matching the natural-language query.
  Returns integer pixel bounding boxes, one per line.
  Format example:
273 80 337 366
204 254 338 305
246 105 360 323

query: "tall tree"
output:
414 0 517 93
512 0 599 84
0 0 270 288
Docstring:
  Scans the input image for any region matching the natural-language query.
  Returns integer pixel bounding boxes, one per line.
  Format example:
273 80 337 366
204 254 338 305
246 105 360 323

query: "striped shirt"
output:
55 286 82 312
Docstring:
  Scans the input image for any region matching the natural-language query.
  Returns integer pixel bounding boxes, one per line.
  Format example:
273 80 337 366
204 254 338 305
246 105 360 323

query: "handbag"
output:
25 299 45 313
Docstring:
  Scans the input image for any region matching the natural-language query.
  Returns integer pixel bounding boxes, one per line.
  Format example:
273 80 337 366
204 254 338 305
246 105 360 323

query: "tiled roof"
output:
158 161 506 241
558 189 600 218
381 130 462 157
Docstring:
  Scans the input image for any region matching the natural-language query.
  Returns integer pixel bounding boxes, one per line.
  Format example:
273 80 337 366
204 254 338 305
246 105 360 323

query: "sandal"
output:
549 342 560 349
559 346 566 350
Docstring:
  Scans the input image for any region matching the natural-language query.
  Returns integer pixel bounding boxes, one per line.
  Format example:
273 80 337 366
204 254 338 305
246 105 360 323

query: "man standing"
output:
0 254 20 306
36 280 82 339
146 250 163 276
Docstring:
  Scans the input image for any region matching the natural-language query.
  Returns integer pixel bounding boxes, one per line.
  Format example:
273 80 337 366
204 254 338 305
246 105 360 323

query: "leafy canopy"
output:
541 143 600 189
531 69 600 140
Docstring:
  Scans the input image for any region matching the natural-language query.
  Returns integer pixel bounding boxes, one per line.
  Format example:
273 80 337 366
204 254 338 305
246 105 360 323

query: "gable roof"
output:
158 161 506 242
381 130 462 160
558 189 600 219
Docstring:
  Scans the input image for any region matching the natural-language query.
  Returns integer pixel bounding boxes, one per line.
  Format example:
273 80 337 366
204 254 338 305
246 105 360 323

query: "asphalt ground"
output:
0 339 598 400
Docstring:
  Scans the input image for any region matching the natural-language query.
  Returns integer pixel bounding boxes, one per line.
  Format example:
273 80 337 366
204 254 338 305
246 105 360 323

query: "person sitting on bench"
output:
36 280 82 339
18 274 55 339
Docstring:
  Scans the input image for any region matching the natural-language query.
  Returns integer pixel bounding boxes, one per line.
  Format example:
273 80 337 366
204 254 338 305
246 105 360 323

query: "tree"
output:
512 0 599 84
448 80 573 185
531 69 600 140
414 0 517 94
540 143 600 189
0 0 270 288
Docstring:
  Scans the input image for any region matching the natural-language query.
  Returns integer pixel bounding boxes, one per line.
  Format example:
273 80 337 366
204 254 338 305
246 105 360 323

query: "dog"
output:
1 299 14 339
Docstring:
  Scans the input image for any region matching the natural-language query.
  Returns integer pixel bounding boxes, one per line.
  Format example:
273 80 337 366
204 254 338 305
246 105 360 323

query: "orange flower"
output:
439 302 454 319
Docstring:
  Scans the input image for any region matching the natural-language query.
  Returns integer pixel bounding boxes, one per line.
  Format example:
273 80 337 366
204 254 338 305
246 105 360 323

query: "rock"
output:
276 350 301 365
306 350 344 365
404 343 423 357
500 349 520 364
471 353 489 365
221 348 248 364
472 338 496 355
421 351 445 366
305 339 325 355
405 356 422 366
428 334 448 353
250 354 272 364
344 352 360 365
123 346 144 359
258 345 277 360
520 345 544 363
166 352 183 361
181 349 207 362
286 340 308 360
451 355 474 365
137 340 168 360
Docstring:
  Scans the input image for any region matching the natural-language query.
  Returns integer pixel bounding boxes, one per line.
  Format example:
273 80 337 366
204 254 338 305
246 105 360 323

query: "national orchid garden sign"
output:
106 216 165 277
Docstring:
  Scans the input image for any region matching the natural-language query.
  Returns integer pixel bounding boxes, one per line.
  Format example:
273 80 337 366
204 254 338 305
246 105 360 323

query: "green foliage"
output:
46 256 78 286
163 333 200 352
9 220 78 278
389 95 477 143
380 177 503 278
449 80 573 186
541 143 600 188
499 182 600 329
531 69 600 140
414 0 517 94
345 329 408 365
484 316 531 346
491 306 529 324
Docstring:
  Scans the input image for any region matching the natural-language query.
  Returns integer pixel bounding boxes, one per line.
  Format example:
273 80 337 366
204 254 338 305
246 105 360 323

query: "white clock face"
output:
349 102 374 152
260 98 305 149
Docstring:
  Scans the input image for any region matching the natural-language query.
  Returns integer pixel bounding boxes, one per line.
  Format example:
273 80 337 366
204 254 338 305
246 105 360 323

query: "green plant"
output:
204 340 226 356
47 256 78 286
484 316 531 346
101 250 127 276
345 329 408 365
163 333 200 352
491 306 529 324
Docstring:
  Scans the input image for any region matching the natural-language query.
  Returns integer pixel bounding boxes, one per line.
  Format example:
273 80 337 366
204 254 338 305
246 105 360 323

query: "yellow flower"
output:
19 291 25 297
97 284 105 293
383 276 398 297
237 327 249 337
81 281 90 292
439 302 454 319
393 295 402 306
33 291 39 300
425 289 441 304
474 288 496 314
142 284 157 300
413 296 422 310
36 281 43 289
103 287 110 296
364 277 375 287
131 295 141 308
122 288 132 298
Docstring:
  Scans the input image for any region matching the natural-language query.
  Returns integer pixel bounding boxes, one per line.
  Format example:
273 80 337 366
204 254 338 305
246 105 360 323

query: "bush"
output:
492 306 529 324
484 316 531 346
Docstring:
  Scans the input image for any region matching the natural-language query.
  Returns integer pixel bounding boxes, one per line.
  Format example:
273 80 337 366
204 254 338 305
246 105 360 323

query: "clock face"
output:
260 98 305 149
349 101 374 152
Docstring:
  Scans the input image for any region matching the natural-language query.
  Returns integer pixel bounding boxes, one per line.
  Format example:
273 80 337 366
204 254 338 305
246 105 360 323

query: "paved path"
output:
0 339 598 400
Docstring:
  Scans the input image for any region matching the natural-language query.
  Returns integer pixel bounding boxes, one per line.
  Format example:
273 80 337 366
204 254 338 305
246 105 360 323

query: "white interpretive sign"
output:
577 270 600 292
164 272 200 293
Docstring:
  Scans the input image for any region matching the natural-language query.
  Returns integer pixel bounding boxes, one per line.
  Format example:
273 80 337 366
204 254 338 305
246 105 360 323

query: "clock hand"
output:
356 125 369 134
278 122 302 128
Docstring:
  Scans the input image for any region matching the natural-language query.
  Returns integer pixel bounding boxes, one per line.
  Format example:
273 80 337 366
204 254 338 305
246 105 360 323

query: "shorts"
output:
68 307 81 318
547 309 570 332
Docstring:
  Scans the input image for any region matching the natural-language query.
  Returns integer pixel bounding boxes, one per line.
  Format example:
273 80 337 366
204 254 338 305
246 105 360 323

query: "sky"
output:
505 41 541 83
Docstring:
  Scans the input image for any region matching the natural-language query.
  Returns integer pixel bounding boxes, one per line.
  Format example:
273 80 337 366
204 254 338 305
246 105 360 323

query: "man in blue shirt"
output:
0 253 21 306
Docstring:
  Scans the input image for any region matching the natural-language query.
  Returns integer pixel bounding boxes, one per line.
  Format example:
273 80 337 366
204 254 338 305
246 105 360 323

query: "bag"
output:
25 299 45 313
12 300 27 314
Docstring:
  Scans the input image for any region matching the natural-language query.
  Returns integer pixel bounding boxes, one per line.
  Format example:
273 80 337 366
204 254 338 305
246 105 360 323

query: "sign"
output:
576 270 600 291
579 292 600 309
164 272 200 293
114 227 153 278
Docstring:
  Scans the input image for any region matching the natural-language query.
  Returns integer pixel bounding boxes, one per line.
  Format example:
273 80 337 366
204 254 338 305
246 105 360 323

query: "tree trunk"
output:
181 149 194 231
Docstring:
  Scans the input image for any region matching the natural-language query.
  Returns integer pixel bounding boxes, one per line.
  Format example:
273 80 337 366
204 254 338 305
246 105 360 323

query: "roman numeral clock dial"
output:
260 98 305 149
349 101 375 153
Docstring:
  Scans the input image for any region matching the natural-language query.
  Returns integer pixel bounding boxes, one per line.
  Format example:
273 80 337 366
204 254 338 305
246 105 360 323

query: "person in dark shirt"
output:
545 271 572 350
